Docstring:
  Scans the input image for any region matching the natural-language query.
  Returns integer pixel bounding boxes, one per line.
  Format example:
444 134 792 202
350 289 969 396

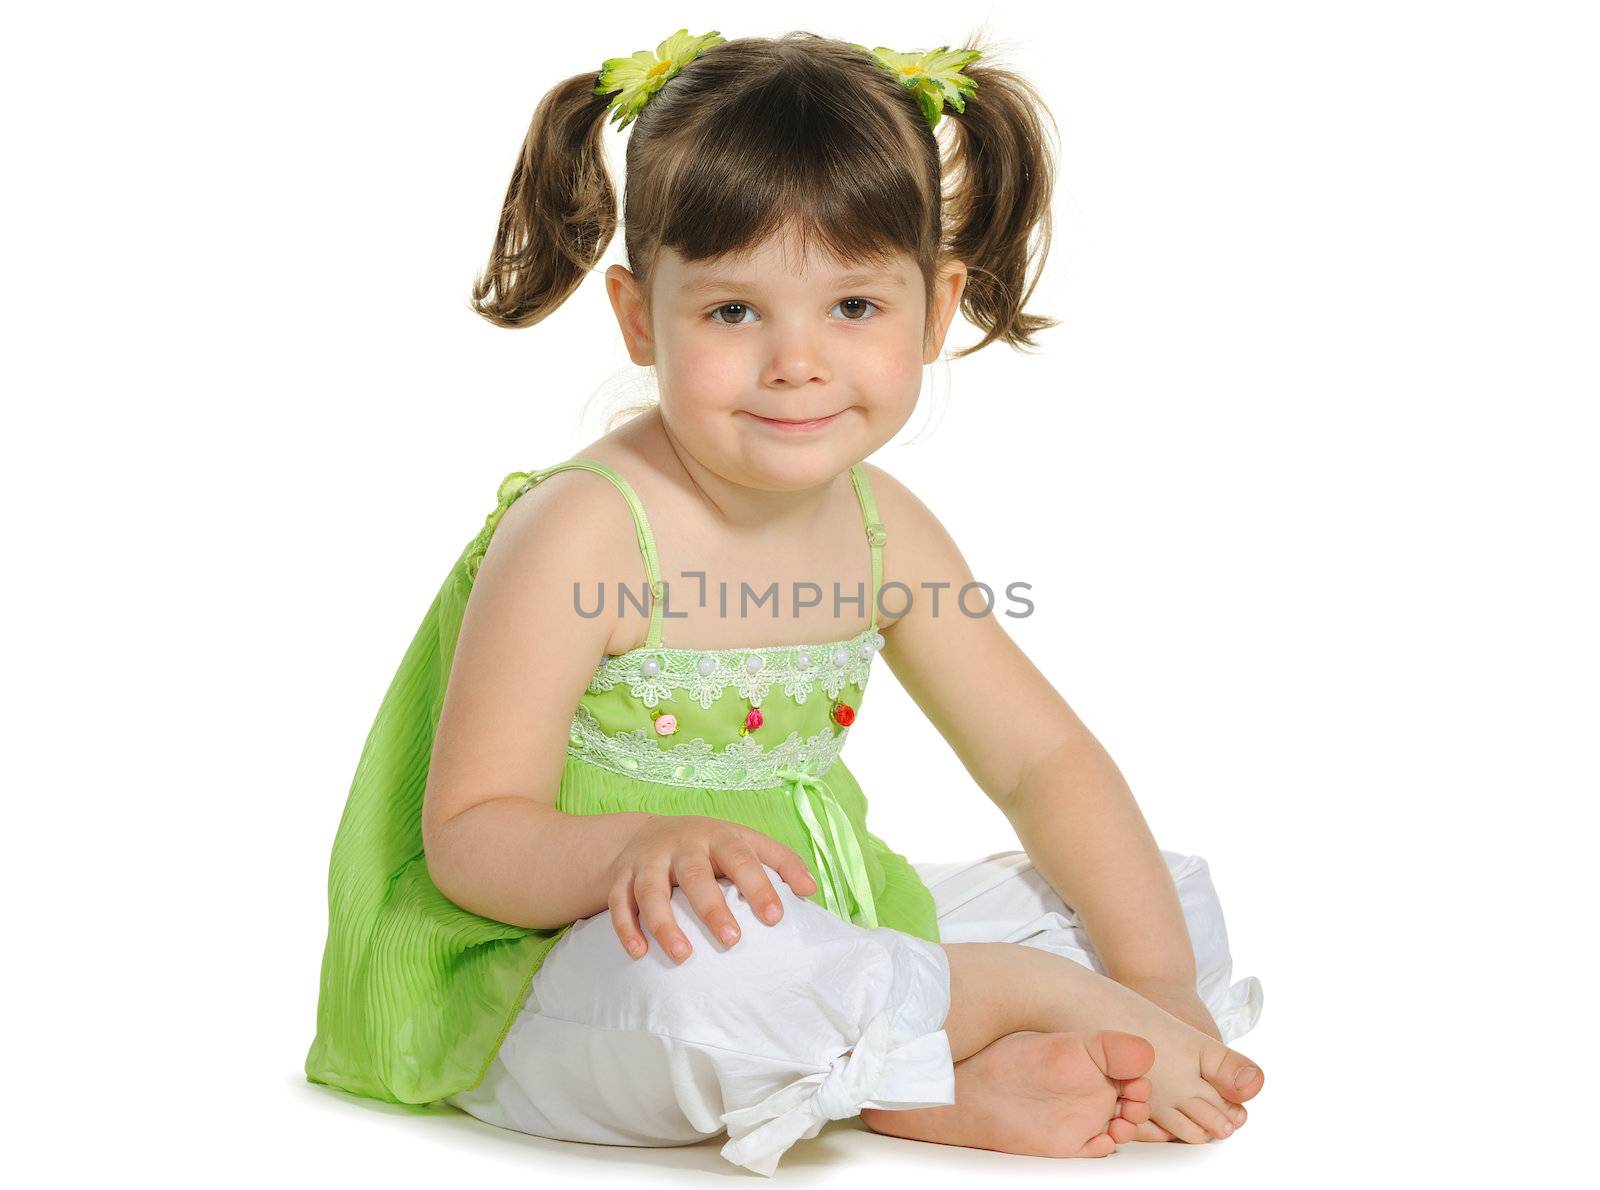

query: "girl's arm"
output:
422 473 657 928
868 466 1204 997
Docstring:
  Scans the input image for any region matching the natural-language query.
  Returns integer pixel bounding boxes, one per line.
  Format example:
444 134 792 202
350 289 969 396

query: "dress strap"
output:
848 464 886 633
526 458 666 650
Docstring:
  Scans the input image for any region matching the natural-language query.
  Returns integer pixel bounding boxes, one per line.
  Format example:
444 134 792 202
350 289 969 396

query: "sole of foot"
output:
861 1028 1155 1158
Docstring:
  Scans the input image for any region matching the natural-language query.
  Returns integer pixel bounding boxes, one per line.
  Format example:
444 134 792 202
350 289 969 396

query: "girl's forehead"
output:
660 242 912 285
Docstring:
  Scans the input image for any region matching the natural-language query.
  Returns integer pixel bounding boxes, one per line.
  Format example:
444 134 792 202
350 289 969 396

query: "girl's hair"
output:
471 25 1059 362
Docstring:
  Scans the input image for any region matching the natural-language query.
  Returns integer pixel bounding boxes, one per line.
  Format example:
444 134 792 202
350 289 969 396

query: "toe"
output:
1107 1116 1140 1144
1116 1074 1152 1104
1093 1030 1156 1080
1117 1076 1152 1122
1075 1131 1117 1158
1179 1096 1236 1140
1133 1119 1177 1143
1202 1046 1265 1103
1117 1097 1151 1127
1153 1106 1211 1145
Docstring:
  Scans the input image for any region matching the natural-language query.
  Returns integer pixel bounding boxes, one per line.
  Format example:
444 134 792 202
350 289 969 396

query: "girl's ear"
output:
606 264 655 365
923 259 969 364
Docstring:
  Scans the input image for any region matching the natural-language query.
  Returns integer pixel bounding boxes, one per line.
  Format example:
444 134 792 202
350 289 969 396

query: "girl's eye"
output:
833 297 880 322
708 302 756 326
705 298 882 326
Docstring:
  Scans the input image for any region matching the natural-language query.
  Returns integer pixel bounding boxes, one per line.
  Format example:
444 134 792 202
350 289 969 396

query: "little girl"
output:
305 28 1265 1176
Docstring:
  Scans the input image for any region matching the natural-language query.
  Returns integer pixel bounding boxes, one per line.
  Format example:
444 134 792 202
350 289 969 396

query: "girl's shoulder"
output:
491 409 660 530
856 460 947 551
477 458 654 598
852 461 968 634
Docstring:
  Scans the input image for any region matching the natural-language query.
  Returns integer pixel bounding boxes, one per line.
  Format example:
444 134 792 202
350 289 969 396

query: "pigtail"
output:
940 35 1061 359
470 73 618 328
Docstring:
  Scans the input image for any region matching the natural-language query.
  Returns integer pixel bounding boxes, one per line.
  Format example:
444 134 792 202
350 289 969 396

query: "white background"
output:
5 1 1595 1184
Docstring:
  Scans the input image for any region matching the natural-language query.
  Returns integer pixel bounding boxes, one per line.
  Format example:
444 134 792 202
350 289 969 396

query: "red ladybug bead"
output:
832 702 856 727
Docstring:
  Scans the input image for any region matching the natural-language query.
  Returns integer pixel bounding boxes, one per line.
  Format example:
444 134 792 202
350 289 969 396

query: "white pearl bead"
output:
794 652 811 670
872 632 885 651
640 657 661 677
697 655 715 676
832 646 849 667
745 654 764 674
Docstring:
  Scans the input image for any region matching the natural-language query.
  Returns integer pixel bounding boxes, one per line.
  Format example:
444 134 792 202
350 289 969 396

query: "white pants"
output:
445 848 1264 1177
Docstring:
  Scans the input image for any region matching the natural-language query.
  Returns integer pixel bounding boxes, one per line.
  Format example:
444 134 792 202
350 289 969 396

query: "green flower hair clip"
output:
852 43 982 130
595 28 726 131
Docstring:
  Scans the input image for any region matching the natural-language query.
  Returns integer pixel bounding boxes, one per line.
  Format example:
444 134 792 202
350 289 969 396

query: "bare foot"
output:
861 1029 1155 1158
1124 1015 1261 1145
1036 966 1265 1144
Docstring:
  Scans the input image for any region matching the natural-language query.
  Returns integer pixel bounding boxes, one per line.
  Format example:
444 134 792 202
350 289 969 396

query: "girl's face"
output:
605 224 967 490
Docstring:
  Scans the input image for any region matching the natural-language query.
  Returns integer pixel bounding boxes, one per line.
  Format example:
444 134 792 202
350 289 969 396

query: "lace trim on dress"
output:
565 702 851 789
587 626 885 710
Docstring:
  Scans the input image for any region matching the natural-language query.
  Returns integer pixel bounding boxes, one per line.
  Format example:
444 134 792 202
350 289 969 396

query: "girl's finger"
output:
679 855 743 946
753 836 819 900
608 879 646 958
634 861 692 963
716 842 790 927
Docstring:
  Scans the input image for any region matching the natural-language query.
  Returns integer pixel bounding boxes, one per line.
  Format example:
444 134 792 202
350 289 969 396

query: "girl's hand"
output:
1119 974 1225 1043
606 814 819 963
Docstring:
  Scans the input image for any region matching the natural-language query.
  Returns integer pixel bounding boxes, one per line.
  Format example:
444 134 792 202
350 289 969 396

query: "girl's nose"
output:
760 323 830 388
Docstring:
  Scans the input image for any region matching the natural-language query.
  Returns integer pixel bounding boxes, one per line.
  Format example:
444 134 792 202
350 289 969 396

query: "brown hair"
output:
470 25 1059 361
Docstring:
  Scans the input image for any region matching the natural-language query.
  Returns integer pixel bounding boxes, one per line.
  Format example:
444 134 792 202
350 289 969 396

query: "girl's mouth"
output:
744 410 844 433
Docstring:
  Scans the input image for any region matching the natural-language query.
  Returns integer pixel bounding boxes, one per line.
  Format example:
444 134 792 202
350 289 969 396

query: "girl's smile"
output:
742 409 846 433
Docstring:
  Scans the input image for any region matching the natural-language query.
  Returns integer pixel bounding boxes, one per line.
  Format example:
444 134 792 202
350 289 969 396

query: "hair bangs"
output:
651 74 933 277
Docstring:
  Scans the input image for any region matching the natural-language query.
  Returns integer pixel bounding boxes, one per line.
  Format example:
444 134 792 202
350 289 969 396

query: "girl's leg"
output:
878 848 1266 1146
916 848 1264 1042
447 863 1150 1173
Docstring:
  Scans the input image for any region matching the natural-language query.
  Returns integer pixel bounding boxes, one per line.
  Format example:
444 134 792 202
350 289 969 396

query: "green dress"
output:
304 458 941 1107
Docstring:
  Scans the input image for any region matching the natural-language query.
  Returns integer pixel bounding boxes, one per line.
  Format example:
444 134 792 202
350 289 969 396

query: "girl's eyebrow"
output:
683 271 907 295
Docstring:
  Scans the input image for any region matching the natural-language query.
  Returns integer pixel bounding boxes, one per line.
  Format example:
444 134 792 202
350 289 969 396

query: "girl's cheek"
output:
664 342 746 394
853 336 922 392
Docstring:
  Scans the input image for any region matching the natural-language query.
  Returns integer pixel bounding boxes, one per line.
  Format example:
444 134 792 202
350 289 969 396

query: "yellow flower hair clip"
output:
595 28 726 131
852 43 982 130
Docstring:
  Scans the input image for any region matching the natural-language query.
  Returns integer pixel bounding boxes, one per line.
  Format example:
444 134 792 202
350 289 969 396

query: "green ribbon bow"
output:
775 760 879 929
